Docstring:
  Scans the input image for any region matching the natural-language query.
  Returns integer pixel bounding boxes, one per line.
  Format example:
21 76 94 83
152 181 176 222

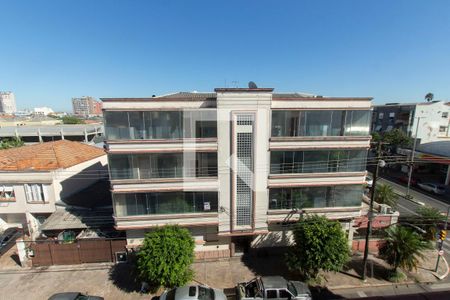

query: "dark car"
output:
48 292 104 300
398 176 420 186
0 227 20 250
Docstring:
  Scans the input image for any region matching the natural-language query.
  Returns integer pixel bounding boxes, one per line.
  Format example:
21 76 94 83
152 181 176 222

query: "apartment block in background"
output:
0 91 17 114
0 140 107 237
102 87 372 258
372 101 450 143
72 96 102 116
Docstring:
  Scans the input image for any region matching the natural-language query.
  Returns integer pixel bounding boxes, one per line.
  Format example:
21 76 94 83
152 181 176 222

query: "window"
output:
442 112 448 118
378 112 384 119
439 126 447 133
0 185 15 201
114 192 218 217
270 150 367 174
269 185 363 210
389 112 395 118
271 110 371 137
266 290 277 299
198 287 214 300
108 152 218 180
279 290 292 299
24 184 45 203
104 110 217 140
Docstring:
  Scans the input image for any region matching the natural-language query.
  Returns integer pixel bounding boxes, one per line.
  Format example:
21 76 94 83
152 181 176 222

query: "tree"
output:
412 206 445 240
425 92 434 102
61 116 84 124
286 215 350 279
374 184 398 208
137 225 195 288
382 129 412 149
0 137 25 149
380 226 432 273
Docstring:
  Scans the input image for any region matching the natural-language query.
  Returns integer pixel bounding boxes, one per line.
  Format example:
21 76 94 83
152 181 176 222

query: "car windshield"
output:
166 289 176 300
287 282 297 296
198 287 214 300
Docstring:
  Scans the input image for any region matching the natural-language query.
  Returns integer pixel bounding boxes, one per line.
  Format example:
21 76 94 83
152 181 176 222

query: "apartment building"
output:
0 92 17 114
372 101 450 143
72 96 102 116
102 87 372 257
0 140 107 237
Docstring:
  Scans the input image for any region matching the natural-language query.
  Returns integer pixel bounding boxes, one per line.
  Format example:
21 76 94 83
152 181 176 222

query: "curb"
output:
397 193 426 206
0 263 113 275
329 279 437 291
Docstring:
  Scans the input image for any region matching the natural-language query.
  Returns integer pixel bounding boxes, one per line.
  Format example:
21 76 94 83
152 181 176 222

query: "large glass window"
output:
114 192 218 216
271 110 371 137
109 152 217 180
104 110 217 140
269 185 362 210
270 149 367 174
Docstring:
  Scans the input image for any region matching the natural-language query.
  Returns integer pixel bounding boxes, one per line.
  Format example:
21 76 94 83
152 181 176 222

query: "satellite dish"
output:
248 81 258 89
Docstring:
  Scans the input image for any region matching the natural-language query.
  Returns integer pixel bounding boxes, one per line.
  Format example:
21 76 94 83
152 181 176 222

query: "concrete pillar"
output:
15 239 28 267
84 128 88 143
60 128 64 140
37 129 43 143
347 220 355 247
445 165 450 186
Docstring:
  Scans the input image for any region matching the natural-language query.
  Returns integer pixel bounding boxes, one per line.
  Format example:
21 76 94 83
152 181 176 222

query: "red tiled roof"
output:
0 140 105 171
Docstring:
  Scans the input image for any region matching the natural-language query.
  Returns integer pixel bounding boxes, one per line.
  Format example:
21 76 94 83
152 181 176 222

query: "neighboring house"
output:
0 140 107 237
372 101 450 143
102 87 372 257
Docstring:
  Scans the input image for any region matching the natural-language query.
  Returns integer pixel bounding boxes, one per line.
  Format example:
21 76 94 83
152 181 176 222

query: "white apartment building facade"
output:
0 91 17 114
103 88 372 257
72 96 102 116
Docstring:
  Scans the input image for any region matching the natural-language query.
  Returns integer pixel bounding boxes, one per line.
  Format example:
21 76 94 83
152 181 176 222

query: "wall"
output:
413 102 450 143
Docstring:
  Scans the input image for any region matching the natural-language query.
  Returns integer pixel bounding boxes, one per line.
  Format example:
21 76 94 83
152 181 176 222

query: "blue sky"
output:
1 0 450 111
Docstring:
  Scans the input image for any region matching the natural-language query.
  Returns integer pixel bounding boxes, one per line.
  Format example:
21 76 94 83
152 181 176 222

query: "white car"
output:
160 285 227 300
417 183 446 195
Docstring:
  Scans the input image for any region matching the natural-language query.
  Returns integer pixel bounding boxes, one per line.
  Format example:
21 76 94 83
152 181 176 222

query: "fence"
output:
29 239 127 267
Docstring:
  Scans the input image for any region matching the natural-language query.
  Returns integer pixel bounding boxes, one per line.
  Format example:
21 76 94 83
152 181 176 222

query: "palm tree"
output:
374 183 398 208
425 92 434 102
380 226 432 272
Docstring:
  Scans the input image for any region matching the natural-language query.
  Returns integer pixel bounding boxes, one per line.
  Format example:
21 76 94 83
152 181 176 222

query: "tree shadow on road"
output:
108 262 142 293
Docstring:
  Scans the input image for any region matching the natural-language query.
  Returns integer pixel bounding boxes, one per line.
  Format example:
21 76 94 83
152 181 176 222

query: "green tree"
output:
61 116 84 124
425 92 434 102
380 226 432 273
413 206 445 240
382 129 412 149
286 215 350 279
375 184 398 208
137 225 195 288
0 137 25 149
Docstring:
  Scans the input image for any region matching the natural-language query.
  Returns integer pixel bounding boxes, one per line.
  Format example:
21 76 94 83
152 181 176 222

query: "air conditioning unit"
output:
379 204 391 215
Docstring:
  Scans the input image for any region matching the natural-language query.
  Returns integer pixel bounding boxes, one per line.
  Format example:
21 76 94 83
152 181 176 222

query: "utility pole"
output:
435 206 450 272
406 117 421 199
362 141 385 281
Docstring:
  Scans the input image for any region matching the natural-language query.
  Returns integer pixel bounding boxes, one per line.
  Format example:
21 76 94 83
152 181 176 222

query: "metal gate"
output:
30 239 127 266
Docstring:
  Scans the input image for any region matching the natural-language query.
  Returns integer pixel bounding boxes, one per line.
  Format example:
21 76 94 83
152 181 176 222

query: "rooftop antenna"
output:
248 81 257 89
231 81 239 88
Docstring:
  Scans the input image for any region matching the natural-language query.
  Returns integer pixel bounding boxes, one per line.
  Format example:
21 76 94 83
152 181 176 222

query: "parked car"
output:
417 183 446 195
160 285 227 300
237 276 312 300
48 292 104 300
398 175 420 186
0 227 20 251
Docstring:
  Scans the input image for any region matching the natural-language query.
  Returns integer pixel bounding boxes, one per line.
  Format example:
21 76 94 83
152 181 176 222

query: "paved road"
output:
377 177 450 216
330 281 450 299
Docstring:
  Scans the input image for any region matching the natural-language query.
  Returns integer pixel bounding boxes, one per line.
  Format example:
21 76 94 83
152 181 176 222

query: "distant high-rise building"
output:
72 96 102 116
0 92 17 114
